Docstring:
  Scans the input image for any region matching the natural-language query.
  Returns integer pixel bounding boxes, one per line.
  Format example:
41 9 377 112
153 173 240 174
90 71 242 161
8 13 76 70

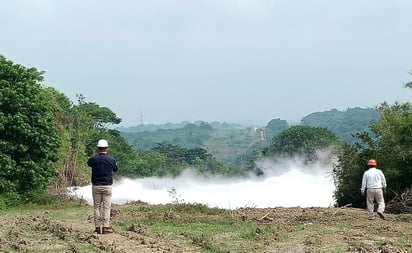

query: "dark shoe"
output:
102 227 114 234
94 227 101 234
377 212 385 220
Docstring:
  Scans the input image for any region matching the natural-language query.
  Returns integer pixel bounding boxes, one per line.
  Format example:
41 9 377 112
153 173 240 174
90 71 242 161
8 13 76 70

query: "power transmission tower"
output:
139 112 144 125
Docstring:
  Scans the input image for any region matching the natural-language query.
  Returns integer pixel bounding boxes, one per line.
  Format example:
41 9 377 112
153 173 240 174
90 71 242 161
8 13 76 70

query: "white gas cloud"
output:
70 156 336 209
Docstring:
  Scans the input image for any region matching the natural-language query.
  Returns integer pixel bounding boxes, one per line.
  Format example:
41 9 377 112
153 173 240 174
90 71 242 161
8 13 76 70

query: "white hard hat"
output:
97 139 109 148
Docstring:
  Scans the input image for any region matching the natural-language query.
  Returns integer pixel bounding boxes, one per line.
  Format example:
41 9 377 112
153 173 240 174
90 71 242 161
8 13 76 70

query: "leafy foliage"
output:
151 143 233 176
120 150 167 177
0 55 60 196
76 101 121 128
334 101 412 207
263 125 340 162
123 122 214 150
332 143 369 207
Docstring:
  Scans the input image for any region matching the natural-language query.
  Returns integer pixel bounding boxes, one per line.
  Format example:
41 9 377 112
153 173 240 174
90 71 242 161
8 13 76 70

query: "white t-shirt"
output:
361 167 387 192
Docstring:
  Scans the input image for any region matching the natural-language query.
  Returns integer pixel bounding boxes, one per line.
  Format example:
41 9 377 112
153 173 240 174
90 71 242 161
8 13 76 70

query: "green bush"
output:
0 197 5 210
0 192 21 209
0 55 60 196
24 189 58 205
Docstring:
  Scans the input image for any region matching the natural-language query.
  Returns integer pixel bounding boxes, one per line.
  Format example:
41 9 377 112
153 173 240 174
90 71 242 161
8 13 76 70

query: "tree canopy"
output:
334 101 412 208
0 55 60 196
263 125 340 162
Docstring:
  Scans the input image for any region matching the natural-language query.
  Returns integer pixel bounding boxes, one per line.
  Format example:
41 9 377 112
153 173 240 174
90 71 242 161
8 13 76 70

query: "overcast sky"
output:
1 0 412 126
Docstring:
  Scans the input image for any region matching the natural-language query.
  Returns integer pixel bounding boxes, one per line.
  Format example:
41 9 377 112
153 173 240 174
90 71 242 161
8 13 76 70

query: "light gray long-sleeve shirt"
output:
361 167 387 193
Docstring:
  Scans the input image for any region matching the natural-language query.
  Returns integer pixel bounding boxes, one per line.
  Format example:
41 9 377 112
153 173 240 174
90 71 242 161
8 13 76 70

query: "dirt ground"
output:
0 203 411 253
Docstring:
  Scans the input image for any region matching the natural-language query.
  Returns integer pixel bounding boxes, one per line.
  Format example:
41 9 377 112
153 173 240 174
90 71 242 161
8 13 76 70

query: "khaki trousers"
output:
92 185 112 228
366 188 385 219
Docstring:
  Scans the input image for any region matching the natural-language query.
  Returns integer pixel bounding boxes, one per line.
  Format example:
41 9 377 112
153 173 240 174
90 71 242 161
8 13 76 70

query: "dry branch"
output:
340 203 352 209
386 188 412 214
257 213 274 221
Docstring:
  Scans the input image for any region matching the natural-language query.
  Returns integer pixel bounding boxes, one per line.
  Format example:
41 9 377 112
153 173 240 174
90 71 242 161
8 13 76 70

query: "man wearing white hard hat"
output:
87 139 118 234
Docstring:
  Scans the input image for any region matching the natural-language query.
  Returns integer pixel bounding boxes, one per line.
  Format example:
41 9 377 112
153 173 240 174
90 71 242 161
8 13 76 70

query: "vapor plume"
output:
70 155 336 209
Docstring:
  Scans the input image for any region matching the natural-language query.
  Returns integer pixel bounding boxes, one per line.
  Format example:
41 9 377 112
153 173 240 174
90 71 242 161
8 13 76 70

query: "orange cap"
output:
367 159 377 166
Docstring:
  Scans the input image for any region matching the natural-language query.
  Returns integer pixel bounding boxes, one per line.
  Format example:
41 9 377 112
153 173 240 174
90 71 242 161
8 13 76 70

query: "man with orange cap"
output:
361 159 387 220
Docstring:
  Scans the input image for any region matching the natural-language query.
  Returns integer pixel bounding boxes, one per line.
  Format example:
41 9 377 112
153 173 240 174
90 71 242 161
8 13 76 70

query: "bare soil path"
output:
0 205 195 253
1 203 412 253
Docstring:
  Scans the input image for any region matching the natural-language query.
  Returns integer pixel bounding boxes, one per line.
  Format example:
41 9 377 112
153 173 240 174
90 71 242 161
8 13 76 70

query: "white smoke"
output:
69 154 336 209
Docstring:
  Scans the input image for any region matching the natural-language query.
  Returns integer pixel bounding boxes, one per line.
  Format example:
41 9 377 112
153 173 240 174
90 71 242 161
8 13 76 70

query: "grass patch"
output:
116 203 271 252
397 236 409 245
337 222 353 231
0 201 88 218
149 221 265 252
2 201 412 252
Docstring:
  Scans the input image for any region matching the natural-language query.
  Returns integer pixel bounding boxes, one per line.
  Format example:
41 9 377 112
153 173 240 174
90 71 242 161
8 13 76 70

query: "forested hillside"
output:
119 108 379 165
121 123 266 165
301 107 379 143
117 121 245 133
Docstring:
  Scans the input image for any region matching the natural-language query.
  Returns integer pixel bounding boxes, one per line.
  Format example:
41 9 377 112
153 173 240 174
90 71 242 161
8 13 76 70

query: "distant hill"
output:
301 107 379 143
120 122 267 165
119 107 380 164
117 121 245 133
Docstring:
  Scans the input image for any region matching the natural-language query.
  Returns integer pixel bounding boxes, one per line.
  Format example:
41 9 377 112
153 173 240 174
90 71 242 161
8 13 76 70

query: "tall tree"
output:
77 101 121 128
0 55 60 196
263 125 340 162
